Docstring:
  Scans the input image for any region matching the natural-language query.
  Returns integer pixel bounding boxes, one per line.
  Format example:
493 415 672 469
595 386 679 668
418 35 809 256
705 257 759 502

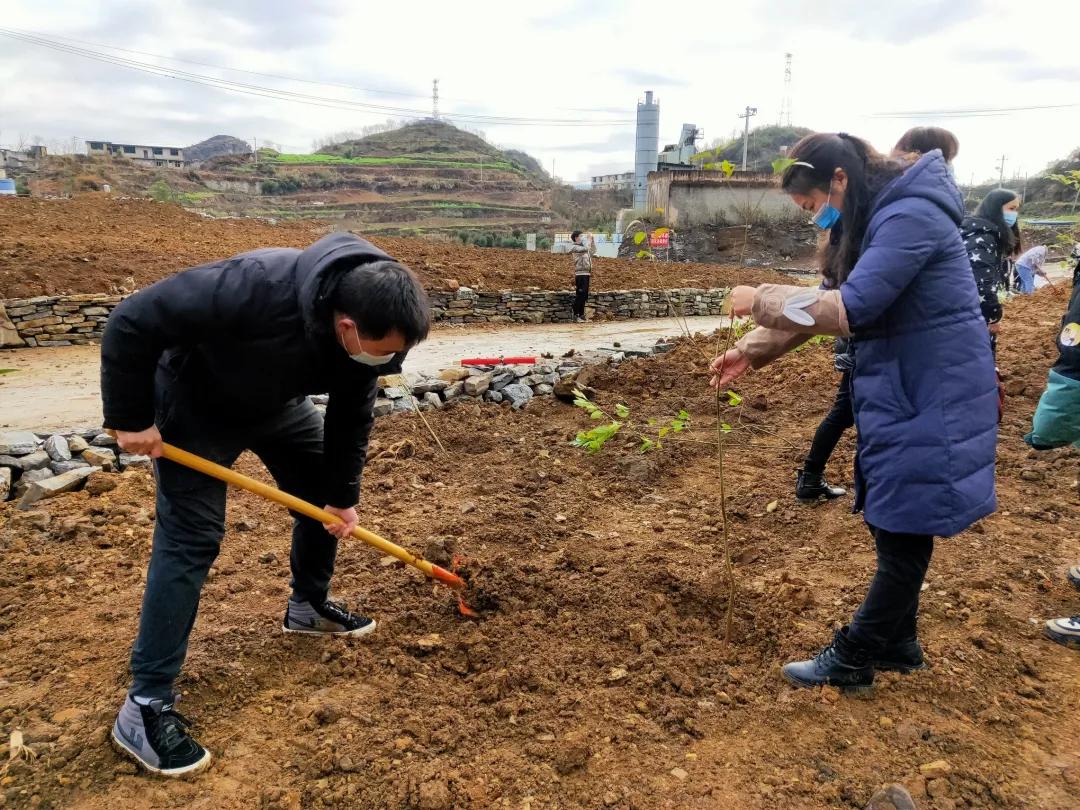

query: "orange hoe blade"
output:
123 437 467 591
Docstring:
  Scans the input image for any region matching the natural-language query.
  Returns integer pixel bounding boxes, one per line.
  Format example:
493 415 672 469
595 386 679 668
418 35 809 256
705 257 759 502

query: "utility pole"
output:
432 78 440 120
738 106 758 171
778 53 792 127
253 136 258 165
996 154 1007 188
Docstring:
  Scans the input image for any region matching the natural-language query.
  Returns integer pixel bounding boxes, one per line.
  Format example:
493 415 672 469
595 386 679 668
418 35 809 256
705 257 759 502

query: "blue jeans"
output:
129 397 338 699
1015 263 1036 294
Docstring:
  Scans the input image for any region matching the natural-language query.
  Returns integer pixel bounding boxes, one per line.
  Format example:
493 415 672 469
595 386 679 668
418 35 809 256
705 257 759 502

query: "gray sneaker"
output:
283 597 377 637
112 695 211 777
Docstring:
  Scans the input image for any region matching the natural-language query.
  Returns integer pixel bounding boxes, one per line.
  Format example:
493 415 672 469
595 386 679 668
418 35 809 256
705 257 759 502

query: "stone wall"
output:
428 286 727 324
0 286 728 347
0 294 121 348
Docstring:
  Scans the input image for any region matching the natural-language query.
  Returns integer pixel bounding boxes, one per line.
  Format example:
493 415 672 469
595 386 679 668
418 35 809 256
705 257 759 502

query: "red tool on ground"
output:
459 356 536 366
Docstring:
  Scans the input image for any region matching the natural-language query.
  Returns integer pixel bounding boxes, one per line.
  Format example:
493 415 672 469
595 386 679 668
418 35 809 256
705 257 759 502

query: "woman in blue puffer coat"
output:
711 132 998 692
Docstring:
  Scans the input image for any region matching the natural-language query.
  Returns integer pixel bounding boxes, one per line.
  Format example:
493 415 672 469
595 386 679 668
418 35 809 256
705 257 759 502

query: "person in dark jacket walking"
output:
1024 243 1080 650
796 128 964 503
712 133 998 692
961 189 1021 355
101 232 430 776
568 230 595 322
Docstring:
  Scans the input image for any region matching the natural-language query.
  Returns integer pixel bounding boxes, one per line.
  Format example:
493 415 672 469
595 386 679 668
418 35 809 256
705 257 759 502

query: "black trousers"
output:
847 526 934 652
573 274 591 318
803 371 855 474
129 397 338 699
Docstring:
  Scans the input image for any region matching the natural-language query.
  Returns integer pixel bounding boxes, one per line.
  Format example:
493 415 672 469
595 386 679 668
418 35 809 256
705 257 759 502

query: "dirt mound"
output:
1 297 1078 808
0 197 789 299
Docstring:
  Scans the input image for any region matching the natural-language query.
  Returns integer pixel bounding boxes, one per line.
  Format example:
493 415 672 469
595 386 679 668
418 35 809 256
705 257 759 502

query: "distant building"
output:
1 145 47 170
86 141 185 168
591 171 634 191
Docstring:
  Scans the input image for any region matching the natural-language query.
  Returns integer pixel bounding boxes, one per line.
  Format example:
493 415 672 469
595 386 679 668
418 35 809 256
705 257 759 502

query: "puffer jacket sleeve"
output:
962 227 1003 324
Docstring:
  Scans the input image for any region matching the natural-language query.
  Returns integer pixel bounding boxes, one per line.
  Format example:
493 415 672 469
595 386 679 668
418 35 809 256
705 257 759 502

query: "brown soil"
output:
0 197 787 299
2 291 1078 809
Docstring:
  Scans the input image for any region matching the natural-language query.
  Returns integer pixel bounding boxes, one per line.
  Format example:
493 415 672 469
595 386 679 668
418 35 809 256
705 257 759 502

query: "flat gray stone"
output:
45 435 72 462
0 430 41 456
443 381 464 400
82 446 117 471
535 383 554 395
413 378 449 396
119 454 152 469
90 433 119 448
67 435 90 454
422 391 444 409
18 466 101 510
392 397 417 413
491 373 515 391
502 383 534 410
50 459 91 475
486 390 504 403
11 450 51 472
372 397 393 417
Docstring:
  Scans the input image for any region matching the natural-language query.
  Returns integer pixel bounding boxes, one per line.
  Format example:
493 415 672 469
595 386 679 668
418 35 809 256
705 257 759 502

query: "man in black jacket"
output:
102 232 430 776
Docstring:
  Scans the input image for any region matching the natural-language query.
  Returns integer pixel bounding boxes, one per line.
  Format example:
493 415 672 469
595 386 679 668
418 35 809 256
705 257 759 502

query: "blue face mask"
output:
812 188 841 231
1003 211 1018 227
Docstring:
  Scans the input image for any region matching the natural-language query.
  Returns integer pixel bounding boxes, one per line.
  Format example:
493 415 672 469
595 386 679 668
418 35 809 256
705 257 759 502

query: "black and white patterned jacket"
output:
960 215 1006 324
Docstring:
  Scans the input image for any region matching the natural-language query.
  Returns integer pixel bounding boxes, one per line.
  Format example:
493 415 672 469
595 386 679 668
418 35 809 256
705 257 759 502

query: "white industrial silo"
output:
633 90 659 210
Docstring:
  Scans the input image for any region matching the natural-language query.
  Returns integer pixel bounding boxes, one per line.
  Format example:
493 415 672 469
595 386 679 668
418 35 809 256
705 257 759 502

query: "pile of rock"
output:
0 429 149 508
367 351 624 416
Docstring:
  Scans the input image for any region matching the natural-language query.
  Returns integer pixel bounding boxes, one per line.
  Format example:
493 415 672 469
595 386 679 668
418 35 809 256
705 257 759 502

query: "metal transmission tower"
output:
778 53 793 127
432 78 440 119
738 105 758 170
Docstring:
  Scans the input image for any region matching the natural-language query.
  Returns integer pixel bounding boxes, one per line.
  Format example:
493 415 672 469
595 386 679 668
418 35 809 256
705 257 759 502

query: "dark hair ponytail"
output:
781 132 908 287
893 127 959 163
974 188 1020 255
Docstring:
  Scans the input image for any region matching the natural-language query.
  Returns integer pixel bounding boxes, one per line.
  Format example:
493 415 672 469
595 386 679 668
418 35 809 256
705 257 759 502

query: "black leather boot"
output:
796 469 846 503
782 628 874 692
872 636 926 673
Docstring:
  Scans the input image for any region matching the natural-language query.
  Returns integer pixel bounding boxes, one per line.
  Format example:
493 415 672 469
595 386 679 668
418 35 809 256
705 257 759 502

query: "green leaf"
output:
633 231 647 245
721 423 733 433
726 390 743 407
677 410 690 421
772 157 796 175
658 426 670 438
635 249 652 259
590 410 605 420
647 418 657 426
720 160 735 178
615 403 630 419
639 438 655 453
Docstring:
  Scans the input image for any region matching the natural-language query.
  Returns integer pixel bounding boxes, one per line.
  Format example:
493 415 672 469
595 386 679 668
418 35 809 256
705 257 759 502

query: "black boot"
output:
796 468 846 503
872 636 926 673
782 628 874 692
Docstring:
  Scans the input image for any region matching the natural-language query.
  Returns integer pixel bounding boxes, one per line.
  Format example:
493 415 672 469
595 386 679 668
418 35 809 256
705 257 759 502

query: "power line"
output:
871 101 1079 118
0 28 633 127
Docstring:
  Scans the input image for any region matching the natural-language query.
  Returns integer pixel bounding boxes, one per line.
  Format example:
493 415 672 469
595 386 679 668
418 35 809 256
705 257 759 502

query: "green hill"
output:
693 125 813 172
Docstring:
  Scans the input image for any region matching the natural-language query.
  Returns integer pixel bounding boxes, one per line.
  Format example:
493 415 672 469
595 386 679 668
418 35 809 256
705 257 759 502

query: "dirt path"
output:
0 315 728 431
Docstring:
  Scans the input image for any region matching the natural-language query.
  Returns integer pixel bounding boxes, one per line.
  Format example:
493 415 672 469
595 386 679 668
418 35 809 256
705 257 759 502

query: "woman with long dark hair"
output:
712 132 998 692
962 189 1021 354
796 127 963 503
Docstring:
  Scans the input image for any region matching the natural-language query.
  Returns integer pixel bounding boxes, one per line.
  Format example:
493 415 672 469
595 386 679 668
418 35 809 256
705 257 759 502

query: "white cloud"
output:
0 0 1077 184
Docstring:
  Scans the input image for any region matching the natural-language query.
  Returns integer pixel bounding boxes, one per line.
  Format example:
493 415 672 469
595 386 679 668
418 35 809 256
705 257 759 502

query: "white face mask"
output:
349 349 395 366
339 322 395 366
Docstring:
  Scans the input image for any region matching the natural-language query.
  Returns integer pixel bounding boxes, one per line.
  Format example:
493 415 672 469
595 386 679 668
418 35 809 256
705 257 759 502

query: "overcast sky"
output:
1 0 1077 186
